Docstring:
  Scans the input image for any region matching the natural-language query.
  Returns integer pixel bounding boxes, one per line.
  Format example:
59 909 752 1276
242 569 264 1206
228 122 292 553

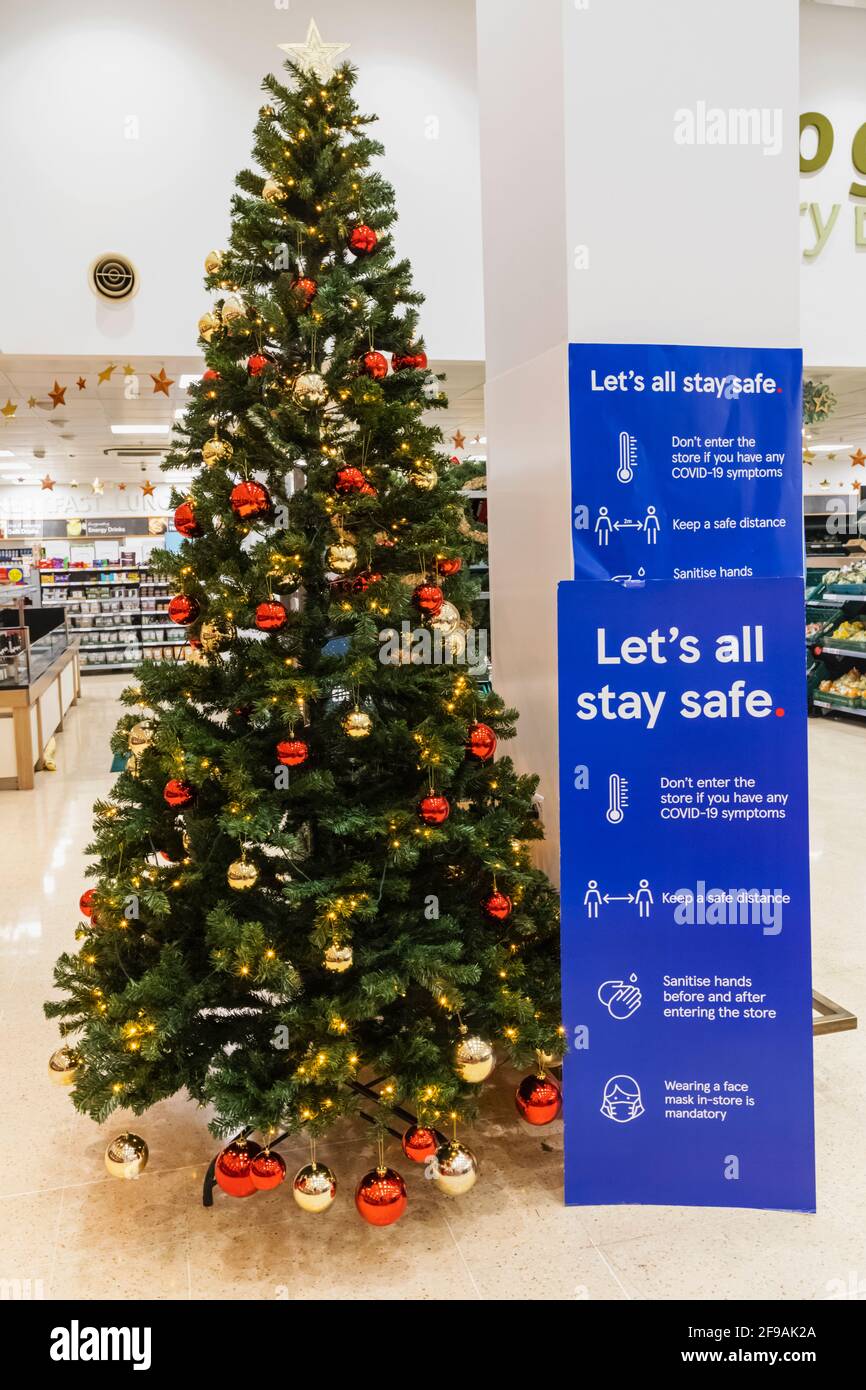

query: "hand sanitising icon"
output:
597 974 642 1020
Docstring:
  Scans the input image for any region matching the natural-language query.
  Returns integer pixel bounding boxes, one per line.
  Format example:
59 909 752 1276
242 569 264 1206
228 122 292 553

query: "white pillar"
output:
475 0 800 879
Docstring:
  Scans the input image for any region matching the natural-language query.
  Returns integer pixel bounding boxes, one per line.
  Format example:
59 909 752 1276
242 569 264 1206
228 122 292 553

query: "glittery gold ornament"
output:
202 435 233 465
199 617 236 653
227 859 258 891
323 942 352 973
293 372 328 408
262 177 286 204
293 1162 337 1212
342 707 372 739
327 542 356 574
204 250 224 275
220 296 245 326
48 1045 78 1087
127 720 155 757
410 462 438 491
198 312 220 342
104 1132 149 1180
455 1035 495 1084
432 1139 478 1196
429 601 461 635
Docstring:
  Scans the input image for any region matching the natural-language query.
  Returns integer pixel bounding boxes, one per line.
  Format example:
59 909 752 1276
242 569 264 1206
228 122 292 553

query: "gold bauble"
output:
432 1140 478 1196
455 1035 495 1084
293 1162 337 1213
442 628 467 661
127 720 154 757
262 177 286 204
227 859 258 891
48 1045 78 1087
293 372 328 408
204 249 224 275
327 542 357 574
342 707 372 739
199 618 236 653
410 462 438 491
323 942 352 973
198 312 220 343
202 436 233 465
220 296 245 326
104 1132 149 1180
429 601 461 636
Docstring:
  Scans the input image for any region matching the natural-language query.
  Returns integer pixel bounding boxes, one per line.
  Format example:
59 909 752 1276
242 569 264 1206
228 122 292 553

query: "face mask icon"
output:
601 1075 644 1123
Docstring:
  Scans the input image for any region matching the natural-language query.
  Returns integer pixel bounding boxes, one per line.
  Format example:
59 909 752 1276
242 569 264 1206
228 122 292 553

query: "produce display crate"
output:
805 604 840 643
804 582 825 603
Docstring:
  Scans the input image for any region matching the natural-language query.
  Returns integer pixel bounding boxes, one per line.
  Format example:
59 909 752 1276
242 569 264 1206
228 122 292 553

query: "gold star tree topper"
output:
278 18 349 81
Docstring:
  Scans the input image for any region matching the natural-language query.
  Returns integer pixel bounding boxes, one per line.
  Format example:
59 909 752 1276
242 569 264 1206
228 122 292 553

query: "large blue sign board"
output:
559 344 814 1211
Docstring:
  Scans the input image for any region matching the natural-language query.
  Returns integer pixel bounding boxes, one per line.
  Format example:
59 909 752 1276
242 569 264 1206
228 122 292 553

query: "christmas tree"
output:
46 34 562 1219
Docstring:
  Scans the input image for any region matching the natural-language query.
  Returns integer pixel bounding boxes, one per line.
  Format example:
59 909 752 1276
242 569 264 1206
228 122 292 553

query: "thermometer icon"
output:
606 773 629 824
617 431 637 483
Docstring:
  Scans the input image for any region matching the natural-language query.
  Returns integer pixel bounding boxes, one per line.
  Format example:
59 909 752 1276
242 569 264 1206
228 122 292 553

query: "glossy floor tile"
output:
0 678 863 1300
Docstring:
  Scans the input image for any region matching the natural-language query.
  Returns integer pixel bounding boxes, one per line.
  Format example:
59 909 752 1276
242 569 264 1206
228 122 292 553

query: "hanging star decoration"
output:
48 381 66 408
150 368 175 396
27 396 37 409
278 18 349 81
820 478 829 488
76 377 87 391
1 399 17 419
97 364 117 385
853 481 862 491
140 480 156 497
122 363 135 376
40 475 55 491
91 478 104 496
117 482 127 491
451 430 466 450
850 448 866 468
803 447 815 465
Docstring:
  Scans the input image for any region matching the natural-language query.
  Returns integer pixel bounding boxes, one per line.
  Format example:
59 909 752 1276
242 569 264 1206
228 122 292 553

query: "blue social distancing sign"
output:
559 344 814 1211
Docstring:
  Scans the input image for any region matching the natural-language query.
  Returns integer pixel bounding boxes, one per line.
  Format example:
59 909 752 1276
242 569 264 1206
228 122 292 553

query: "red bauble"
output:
482 889 512 921
347 223 378 256
163 778 194 809
437 557 462 576
354 1167 407 1225
214 1139 262 1198
413 583 444 617
465 722 497 762
335 466 368 494
249 1149 286 1191
418 793 450 826
359 350 388 380
292 275 318 307
515 1073 562 1126
229 481 272 520
174 501 202 538
276 738 308 767
401 1125 442 1164
168 594 200 625
246 353 272 377
79 889 96 918
351 570 382 593
392 350 428 372
255 600 288 631
202 368 220 384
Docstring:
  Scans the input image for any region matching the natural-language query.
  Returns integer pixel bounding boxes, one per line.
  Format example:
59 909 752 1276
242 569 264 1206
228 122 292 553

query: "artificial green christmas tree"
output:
46 41 562 1217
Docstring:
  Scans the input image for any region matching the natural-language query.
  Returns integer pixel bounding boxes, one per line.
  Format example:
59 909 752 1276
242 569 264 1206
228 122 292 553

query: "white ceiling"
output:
0 354 485 485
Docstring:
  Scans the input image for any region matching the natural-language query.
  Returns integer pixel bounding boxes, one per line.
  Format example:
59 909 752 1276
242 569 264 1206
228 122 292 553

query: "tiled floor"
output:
0 677 862 1300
